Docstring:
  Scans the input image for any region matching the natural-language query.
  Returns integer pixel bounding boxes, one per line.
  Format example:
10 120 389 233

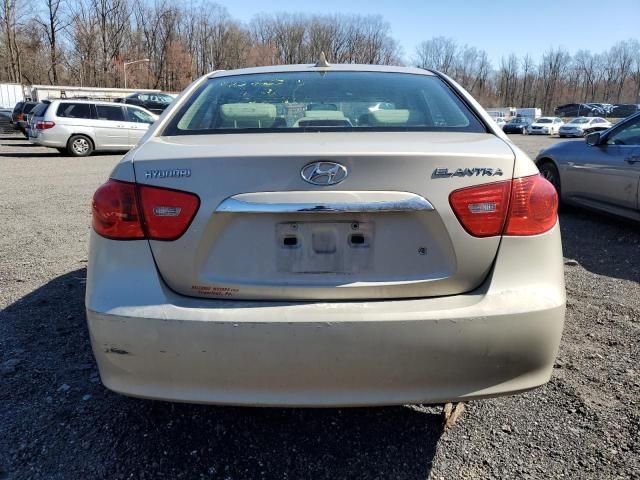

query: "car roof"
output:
50 99 152 111
207 63 435 79
52 99 125 106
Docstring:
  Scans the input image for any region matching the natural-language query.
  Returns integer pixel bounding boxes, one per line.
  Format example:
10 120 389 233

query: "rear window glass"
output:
96 105 124 121
57 103 94 119
163 71 486 135
31 103 50 117
23 102 37 113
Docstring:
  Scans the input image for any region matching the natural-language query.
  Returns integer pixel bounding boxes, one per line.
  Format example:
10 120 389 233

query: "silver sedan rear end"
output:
86 64 565 406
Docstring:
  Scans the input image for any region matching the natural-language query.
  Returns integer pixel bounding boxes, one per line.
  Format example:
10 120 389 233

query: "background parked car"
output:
527 117 564 135
116 92 174 114
554 102 619 117
26 101 52 137
558 117 612 137
11 101 37 137
29 99 157 156
536 111 640 222
503 116 533 134
0 107 13 134
611 104 640 118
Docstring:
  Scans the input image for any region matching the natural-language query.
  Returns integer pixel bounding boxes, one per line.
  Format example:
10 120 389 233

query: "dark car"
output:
502 117 532 134
11 101 37 136
554 102 615 117
0 108 13 134
611 104 640 118
117 92 174 114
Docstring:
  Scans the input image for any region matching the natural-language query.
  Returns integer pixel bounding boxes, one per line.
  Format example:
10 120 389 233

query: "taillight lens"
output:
35 121 55 130
449 174 558 237
92 180 199 241
92 180 144 240
138 184 200 240
504 175 558 236
449 180 511 237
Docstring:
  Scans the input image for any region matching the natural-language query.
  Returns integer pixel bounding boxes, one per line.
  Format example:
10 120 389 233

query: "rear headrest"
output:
368 109 424 126
220 103 277 121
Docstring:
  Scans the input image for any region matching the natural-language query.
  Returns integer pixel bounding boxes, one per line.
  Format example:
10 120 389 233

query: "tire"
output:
559 134 566 138
538 161 561 198
67 135 93 157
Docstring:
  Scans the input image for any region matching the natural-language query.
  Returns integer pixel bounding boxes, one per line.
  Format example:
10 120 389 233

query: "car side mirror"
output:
585 132 602 146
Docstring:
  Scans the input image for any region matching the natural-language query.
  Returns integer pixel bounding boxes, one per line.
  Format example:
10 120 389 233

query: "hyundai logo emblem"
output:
301 161 348 186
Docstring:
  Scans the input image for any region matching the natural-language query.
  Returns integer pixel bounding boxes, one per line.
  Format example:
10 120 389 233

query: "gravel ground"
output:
0 135 638 480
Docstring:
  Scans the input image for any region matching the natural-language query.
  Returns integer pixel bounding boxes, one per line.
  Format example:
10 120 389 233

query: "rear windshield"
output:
31 103 50 117
163 71 486 135
23 102 37 113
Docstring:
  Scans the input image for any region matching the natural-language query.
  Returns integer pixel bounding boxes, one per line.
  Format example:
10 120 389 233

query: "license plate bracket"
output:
276 221 374 274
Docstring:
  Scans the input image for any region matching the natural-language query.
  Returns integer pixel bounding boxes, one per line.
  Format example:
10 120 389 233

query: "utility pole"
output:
124 58 149 89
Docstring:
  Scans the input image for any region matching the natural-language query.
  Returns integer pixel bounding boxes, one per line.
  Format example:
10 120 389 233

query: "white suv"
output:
29 100 157 156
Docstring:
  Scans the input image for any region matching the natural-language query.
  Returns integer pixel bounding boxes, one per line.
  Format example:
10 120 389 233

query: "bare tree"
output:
35 0 67 83
0 0 22 82
414 36 457 74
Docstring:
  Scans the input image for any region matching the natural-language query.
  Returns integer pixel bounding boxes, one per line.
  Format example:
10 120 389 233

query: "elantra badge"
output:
432 167 503 178
301 162 348 186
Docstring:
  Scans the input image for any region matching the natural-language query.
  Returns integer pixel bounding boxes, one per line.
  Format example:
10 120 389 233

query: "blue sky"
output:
224 0 640 65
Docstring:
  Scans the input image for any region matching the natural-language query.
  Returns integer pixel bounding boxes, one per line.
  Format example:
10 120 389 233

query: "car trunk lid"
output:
132 131 515 300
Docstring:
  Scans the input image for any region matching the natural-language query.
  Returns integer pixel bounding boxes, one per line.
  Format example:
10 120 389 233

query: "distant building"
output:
484 107 517 119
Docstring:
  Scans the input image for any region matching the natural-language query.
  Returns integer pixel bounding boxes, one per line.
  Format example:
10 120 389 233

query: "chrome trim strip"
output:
216 195 434 214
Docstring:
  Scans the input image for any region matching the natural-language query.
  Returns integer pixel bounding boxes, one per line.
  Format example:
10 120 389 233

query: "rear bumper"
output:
29 130 66 148
86 226 566 406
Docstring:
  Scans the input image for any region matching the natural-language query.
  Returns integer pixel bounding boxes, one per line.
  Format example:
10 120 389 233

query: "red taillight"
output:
504 175 558 236
92 180 144 240
16 113 23 121
449 174 558 237
91 180 199 241
449 180 512 237
35 121 55 130
138 184 200 240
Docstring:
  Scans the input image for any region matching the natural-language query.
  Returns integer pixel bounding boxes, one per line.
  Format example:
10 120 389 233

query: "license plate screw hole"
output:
351 222 359 230
350 233 365 245
283 236 298 247
418 247 427 255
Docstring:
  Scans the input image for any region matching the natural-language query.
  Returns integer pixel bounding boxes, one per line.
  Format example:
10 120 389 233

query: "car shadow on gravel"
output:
0 269 444 480
0 151 62 158
559 209 640 283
